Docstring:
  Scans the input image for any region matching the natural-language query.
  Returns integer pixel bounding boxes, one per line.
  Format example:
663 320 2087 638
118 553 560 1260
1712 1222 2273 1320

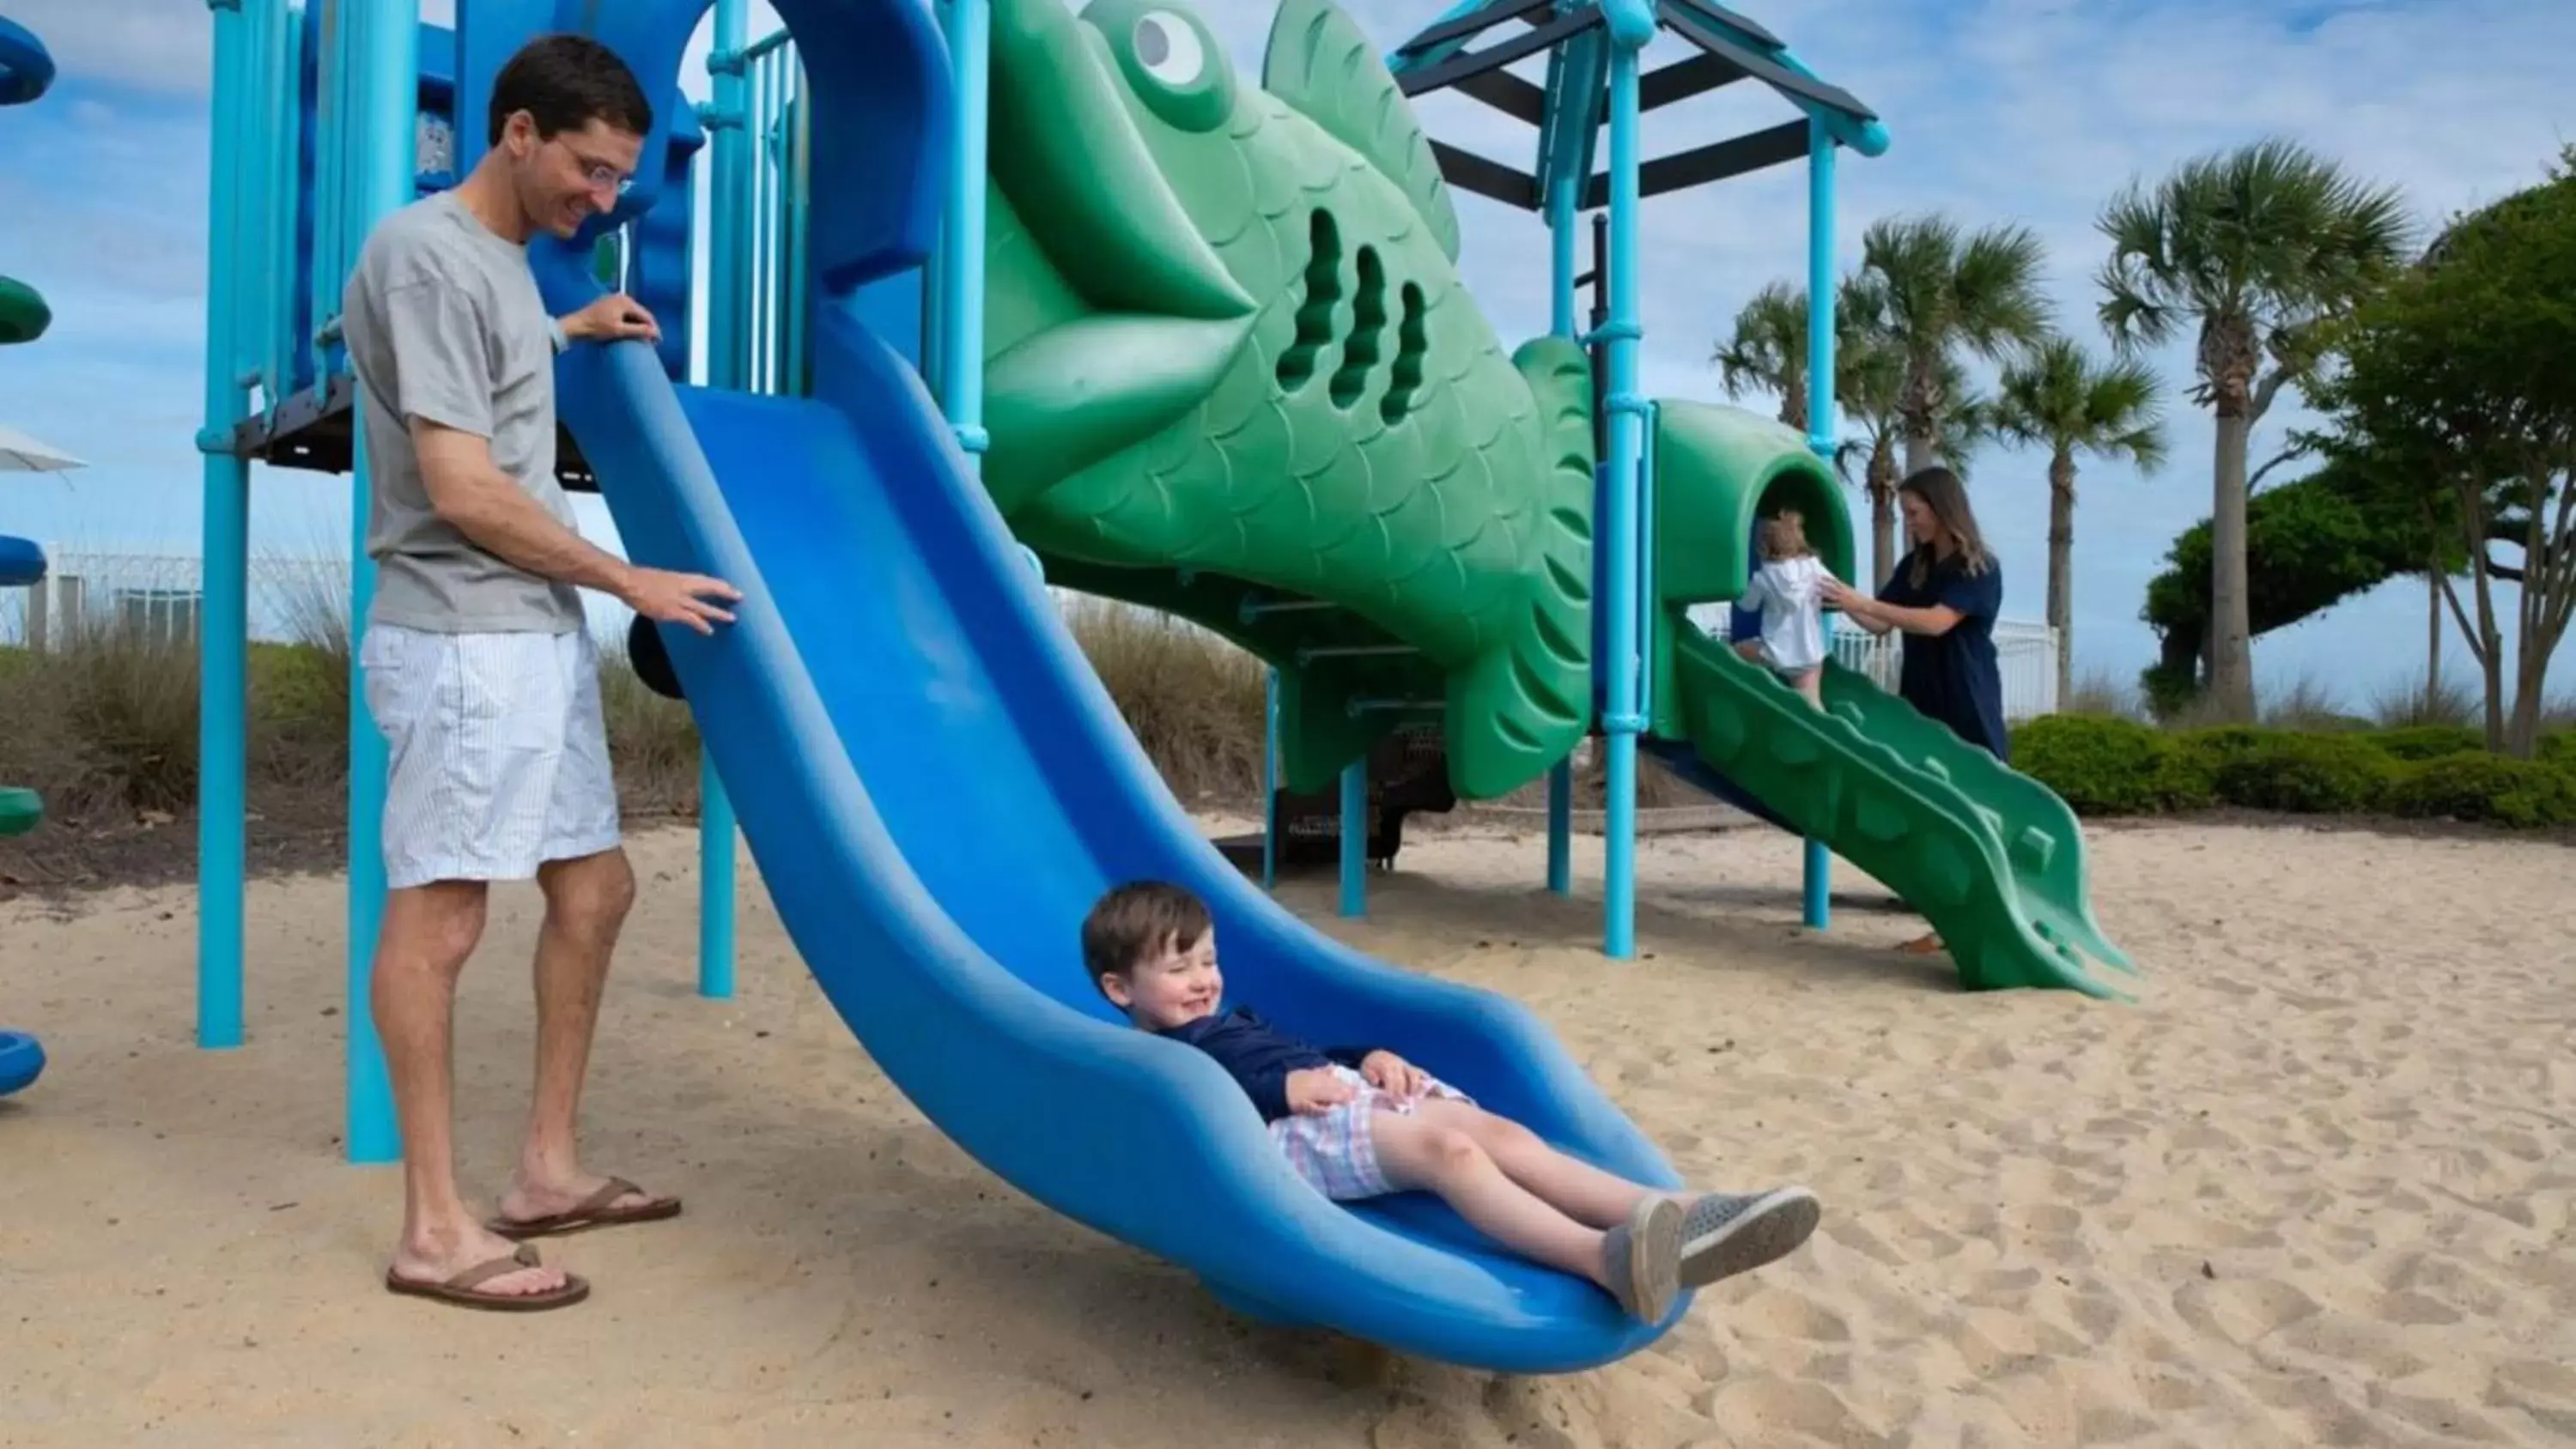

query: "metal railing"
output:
741 30 810 396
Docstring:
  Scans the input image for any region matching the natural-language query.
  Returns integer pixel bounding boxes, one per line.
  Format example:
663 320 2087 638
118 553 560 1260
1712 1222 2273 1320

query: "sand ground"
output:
2 817 2572 1448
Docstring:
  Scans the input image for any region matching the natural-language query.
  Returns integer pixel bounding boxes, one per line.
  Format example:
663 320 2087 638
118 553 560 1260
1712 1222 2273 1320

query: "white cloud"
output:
3 0 213 97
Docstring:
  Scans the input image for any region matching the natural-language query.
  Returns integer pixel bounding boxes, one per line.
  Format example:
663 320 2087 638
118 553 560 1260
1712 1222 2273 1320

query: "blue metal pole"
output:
1337 759 1366 918
1261 669 1279 890
1541 167 1576 899
1801 117 1837 933
694 0 751 1003
1597 3 1653 961
196 0 252 1052
940 0 992 464
340 0 416 1166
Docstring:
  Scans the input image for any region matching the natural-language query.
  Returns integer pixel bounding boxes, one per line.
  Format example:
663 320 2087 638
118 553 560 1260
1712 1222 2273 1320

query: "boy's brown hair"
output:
1759 509 1814 562
1081 880 1212 997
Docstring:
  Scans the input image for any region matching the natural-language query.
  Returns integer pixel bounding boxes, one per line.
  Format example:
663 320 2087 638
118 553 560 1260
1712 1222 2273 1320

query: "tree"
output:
2136 458 2440 716
1992 336 2168 706
2096 137 2413 721
2306 157 2576 756
1856 213 2053 478
1712 281 1810 433
1833 275 1994 588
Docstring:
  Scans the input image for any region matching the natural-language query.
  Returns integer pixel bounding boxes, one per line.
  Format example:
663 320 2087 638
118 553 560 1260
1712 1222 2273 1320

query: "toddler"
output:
1081 880 1821 1324
1732 510 1834 708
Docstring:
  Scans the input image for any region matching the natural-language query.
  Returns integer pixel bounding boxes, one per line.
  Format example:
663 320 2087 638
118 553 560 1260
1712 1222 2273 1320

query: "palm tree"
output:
1856 213 2053 477
1993 336 2169 706
2096 136 2412 720
1712 281 1811 433
1834 276 1991 587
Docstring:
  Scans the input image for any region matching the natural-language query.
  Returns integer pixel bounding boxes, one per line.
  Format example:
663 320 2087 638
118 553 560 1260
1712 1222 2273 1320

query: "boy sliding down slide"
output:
1082 882 1822 1324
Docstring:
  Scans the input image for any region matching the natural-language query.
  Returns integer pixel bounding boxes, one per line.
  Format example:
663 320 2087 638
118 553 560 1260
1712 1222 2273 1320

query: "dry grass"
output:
2367 675 2481 730
2062 670 2147 722
1060 597 1267 801
0 598 1282 863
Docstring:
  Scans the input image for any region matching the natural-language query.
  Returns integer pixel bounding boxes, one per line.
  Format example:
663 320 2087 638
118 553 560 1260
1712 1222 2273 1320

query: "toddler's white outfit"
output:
1738 555 1830 676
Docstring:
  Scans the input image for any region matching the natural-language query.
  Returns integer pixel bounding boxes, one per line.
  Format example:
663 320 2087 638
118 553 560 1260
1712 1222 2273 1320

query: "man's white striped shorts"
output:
358 623 623 890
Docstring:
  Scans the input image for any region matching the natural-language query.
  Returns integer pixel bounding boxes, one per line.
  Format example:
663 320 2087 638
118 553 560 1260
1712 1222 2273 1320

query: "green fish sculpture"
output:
979 0 1600 802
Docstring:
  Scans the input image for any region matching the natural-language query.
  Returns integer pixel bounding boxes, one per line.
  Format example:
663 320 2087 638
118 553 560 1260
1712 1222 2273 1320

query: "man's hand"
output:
562 292 660 345
1358 1050 1425 1100
618 566 743 636
1284 1067 1359 1115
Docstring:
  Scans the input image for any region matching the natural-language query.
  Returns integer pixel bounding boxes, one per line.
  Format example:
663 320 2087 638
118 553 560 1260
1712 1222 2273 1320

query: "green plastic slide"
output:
1669 629 2133 997
1645 402 2131 997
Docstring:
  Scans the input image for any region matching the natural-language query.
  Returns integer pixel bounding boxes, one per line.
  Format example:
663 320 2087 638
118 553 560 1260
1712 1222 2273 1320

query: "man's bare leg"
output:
379 880 569 1297
495 846 665 1223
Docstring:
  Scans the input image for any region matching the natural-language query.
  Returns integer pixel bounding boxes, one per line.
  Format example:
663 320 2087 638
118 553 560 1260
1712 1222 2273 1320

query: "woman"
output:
1820 465 2006 954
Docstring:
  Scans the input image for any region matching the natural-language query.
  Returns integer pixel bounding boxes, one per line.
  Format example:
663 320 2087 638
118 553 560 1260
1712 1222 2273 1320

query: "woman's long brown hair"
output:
1900 465 1993 587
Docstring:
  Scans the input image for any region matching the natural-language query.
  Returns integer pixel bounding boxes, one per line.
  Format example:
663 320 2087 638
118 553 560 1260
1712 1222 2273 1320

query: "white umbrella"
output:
0 424 87 473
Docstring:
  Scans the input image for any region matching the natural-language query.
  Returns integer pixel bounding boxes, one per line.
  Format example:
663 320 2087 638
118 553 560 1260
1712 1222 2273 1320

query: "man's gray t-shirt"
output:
342 191 584 634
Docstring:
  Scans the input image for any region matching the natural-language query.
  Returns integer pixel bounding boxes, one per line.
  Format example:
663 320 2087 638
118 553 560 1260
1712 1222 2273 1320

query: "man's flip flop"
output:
384 1243 590 1312
485 1176 683 1240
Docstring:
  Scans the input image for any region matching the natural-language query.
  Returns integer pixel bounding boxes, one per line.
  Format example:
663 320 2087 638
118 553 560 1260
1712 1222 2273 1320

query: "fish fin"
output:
982 312 1257 518
1261 0 1461 263
1444 336 1597 798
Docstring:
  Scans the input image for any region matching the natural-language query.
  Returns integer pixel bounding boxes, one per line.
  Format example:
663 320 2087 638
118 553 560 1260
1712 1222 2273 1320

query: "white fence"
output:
2 547 2060 718
1712 615 2059 721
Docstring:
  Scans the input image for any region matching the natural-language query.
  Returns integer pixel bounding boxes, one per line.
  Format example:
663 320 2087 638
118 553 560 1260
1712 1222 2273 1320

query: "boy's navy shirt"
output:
1156 1005 1376 1122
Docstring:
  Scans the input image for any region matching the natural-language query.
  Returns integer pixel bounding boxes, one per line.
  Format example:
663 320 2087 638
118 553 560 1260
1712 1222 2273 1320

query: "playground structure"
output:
185 0 2134 1371
2 10 55 1099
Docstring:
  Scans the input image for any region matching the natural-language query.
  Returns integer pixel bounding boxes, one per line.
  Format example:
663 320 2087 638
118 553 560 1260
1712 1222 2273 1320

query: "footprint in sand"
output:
1695 1376 1875 1446
2492 1358 2576 1428
1731 1287 1851 1344
2171 1275 2322 1346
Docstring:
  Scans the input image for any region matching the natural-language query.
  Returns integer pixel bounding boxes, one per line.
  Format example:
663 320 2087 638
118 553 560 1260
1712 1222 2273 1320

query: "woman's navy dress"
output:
1874 548 2008 762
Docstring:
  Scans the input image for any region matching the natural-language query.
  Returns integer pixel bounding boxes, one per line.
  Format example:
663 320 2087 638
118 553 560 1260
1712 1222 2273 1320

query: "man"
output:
342 33 740 1311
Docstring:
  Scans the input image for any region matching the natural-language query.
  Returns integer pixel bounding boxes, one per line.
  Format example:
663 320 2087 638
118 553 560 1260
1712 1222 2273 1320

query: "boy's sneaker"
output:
1600 1195 1684 1323
1671 1186 1820 1288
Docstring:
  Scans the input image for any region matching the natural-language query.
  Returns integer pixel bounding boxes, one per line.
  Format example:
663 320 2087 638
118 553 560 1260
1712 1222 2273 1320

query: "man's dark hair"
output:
489 33 654 148
1081 881 1212 996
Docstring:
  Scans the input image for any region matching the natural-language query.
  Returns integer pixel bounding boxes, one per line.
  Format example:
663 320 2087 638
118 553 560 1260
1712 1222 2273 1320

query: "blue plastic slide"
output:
530 0 1690 1370
555 312 1692 1373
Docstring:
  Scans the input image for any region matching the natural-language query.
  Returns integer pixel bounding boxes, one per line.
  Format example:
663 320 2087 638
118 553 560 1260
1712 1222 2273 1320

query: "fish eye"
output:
1132 13 1203 88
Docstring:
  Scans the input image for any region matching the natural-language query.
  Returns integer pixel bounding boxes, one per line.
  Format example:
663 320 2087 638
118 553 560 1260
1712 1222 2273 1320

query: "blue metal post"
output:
1541 157 1577 899
1337 760 1366 918
1801 117 1837 933
1596 4 1653 960
939 0 991 465
196 0 252 1052
340 0 416 1165
693 0 752 1003
1261 670 1279 890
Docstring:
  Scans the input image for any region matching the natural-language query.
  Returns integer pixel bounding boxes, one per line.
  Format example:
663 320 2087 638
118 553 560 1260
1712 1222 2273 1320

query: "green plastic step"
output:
1668 630 2135 998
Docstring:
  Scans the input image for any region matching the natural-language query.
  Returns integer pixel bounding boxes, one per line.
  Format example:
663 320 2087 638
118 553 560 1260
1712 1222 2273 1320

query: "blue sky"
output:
2 0 2571 706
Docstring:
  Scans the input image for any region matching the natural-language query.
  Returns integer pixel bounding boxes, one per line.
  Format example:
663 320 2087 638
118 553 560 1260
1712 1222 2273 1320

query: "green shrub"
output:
2013 715 2210 815
2384 752 2576 828
2366 724 2486 761
2195 731 2397 814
